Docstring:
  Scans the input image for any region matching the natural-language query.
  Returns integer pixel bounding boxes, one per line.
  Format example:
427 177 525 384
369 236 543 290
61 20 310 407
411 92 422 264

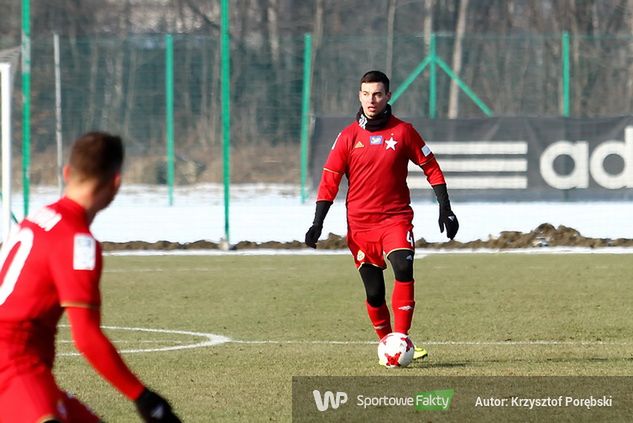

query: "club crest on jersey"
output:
369 135 383 145
385 136 398 150
356 250 365 261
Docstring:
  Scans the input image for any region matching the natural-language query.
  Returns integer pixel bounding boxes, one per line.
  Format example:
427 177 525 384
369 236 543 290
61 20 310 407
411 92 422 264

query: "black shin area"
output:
387 250 414 281
359 265 386 307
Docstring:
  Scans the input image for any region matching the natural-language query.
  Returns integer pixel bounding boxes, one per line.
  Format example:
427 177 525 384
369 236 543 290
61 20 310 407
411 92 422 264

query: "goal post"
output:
0 46 21 241
0 63 13 242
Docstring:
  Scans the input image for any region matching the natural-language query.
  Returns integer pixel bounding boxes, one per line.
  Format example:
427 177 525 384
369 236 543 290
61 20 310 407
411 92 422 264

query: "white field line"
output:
56 325 633 357
57 325 230 356
58 340 186 344
105 249 352 257
231 340 633 346
104 247 633 257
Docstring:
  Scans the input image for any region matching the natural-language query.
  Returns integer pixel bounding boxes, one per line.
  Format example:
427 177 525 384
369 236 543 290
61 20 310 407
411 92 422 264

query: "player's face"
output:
359 82 391 118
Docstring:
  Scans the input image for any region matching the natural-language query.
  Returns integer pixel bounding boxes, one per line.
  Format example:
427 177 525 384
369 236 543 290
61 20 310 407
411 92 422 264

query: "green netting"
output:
19 34 306 185
573 34 633 116
7 33 633 186
314 34 558 117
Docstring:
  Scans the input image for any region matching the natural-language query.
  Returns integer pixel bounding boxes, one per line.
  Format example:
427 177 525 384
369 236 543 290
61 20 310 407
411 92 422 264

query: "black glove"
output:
305 201 332 248
135 388 182 422
305 224 323 249
439 207 459 240
432 184 459 240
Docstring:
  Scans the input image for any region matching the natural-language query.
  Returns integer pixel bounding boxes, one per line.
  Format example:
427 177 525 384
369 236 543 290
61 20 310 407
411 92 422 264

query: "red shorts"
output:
0 362 100 423
347 220 415 268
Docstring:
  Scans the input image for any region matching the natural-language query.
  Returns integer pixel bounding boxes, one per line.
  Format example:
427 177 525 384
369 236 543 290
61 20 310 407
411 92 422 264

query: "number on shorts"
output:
0 228 34 305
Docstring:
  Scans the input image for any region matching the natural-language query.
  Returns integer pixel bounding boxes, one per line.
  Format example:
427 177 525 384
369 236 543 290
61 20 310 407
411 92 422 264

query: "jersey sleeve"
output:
420 157 446 186
406 123 436 166
406 124 446 186
67 306 145 400
316 130 350 202
50 233 102 308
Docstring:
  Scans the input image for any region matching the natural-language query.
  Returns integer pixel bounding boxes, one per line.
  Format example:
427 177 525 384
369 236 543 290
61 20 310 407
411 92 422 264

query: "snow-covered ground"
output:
6 184 633 245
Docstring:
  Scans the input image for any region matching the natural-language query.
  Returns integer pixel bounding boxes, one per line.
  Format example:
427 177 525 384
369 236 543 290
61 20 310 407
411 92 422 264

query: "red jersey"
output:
0 197 102 368
317 115 445 230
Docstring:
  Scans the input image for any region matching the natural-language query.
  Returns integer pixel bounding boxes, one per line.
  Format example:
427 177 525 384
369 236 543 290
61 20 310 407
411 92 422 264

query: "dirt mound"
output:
102 240 220 251
415 223 633 249
101 224 633 251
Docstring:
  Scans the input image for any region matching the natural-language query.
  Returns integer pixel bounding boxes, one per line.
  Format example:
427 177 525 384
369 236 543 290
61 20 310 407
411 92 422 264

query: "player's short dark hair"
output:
360 70 390 92
69 131 124 183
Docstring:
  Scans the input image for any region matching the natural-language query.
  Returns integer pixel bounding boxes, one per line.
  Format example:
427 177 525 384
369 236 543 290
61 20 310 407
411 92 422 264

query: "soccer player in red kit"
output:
0 132 180 422
305 71 459 362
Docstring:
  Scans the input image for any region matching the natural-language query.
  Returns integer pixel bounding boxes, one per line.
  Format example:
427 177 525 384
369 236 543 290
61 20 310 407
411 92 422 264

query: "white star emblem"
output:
385 137 397 150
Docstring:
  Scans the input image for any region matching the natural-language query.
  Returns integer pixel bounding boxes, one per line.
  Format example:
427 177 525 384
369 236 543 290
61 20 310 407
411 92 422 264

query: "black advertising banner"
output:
311 116 633 201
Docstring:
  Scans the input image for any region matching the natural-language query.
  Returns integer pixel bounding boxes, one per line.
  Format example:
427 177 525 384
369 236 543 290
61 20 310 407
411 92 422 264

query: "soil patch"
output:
101 223 633 251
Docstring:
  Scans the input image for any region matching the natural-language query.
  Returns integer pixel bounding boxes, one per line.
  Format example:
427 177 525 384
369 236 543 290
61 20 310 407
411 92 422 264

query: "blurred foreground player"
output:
0 132 180 422
305 71 459 362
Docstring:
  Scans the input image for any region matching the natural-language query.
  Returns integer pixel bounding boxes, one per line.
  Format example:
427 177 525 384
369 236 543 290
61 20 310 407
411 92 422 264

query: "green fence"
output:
14 34 306 188
6 32 633 190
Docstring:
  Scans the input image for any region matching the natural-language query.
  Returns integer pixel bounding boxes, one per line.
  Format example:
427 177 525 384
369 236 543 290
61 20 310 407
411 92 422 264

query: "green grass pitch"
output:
53 254 633 421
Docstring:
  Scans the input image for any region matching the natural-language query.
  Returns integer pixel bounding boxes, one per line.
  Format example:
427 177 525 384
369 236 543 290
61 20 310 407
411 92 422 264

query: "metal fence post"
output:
300 33 312 204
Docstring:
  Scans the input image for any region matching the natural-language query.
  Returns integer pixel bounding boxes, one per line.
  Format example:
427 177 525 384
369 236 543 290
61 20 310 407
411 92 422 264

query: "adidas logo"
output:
151 405 165 419
354 141 364 148
398 305 414 311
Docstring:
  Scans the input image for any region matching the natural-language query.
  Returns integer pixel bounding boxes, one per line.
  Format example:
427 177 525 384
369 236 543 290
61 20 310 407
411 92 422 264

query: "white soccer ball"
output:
377 332 415 368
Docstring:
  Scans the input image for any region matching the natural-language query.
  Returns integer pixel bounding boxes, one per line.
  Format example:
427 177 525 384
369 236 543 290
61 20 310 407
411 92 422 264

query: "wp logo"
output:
312 390 348 411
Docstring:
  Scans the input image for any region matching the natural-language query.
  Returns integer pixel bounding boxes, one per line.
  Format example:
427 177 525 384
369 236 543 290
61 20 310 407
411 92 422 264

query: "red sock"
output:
392 280 415 334
365 301 392 339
